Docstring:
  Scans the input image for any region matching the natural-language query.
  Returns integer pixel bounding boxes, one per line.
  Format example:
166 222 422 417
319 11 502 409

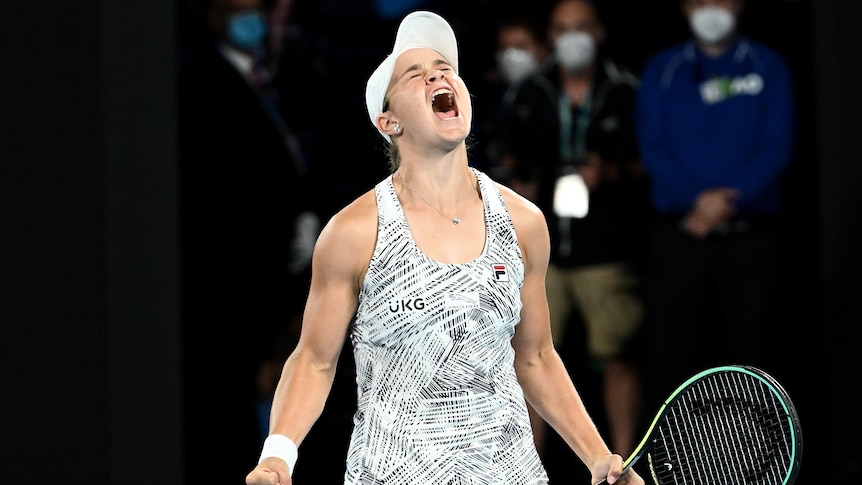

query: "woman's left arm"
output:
502 185 642 484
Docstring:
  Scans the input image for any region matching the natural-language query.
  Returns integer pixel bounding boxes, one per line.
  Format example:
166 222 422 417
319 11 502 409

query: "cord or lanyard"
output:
555 90 593 257
558 91 592 163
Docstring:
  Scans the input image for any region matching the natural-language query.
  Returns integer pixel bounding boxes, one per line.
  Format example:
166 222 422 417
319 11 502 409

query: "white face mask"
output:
496 47 540 84
554 31 596 72
690 6 736 44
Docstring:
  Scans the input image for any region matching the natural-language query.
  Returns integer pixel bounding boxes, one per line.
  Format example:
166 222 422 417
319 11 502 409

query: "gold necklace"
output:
397 170 474 225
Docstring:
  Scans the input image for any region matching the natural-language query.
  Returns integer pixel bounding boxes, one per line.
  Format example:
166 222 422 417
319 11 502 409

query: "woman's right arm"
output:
246 191 378 485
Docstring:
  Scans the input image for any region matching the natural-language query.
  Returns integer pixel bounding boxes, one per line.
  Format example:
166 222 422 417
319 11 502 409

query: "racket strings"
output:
649 371 794 485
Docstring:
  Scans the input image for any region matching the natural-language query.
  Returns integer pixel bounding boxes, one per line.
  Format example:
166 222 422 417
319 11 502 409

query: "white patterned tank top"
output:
344 168 548 484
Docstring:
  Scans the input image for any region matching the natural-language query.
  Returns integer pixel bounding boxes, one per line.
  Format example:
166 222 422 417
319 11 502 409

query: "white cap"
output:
364 10 459 143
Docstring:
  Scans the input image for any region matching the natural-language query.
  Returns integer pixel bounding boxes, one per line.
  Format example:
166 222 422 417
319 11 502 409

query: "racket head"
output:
642 365 803 485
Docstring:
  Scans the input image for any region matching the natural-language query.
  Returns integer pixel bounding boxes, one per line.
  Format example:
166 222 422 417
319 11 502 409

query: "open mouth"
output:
432 89 458 119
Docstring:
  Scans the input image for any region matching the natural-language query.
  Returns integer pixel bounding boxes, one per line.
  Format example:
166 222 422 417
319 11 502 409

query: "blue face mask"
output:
226 10 267 51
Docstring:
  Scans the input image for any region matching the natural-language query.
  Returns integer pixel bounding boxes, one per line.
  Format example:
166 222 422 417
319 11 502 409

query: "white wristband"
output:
258 434 298 476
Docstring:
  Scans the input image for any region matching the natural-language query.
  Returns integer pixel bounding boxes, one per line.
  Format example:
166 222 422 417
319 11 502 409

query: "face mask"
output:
226 10 267 51
689 6 735 44
554 31 596 72
496 47 540 84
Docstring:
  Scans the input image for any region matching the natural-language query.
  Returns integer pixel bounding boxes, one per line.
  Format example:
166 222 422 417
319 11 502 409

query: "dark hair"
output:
497 11 547 44
385 143 401 173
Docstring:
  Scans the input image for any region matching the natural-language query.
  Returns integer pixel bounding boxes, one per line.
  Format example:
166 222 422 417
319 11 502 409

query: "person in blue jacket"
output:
635 0 796 406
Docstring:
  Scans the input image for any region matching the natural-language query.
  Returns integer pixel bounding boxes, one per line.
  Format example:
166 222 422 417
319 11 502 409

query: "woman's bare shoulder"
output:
492 182 550 267
314 188 379 270
494 182 547 230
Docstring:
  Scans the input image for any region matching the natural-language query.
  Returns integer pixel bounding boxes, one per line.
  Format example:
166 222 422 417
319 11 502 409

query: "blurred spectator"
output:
177 0 319 479
483 0 651 459
479 10 552 190
496 14 549 86
635 0 796 408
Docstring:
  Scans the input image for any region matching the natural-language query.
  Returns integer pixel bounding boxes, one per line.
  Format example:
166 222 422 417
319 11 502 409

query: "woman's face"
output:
384 47 472 146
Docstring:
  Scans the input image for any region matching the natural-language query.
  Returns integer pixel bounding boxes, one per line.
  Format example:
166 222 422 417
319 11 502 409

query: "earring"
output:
393 124 401 133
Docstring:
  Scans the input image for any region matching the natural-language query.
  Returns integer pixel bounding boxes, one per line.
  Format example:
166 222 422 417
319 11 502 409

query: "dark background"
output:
2 0 860 483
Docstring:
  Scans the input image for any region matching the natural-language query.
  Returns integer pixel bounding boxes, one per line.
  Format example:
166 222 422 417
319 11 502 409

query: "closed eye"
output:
399 60 454 81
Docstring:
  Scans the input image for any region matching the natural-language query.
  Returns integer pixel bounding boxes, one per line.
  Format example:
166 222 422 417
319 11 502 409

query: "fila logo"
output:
493 263 509 282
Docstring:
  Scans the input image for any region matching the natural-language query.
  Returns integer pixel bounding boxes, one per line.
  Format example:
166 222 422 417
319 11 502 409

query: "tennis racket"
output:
597 365 803 485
